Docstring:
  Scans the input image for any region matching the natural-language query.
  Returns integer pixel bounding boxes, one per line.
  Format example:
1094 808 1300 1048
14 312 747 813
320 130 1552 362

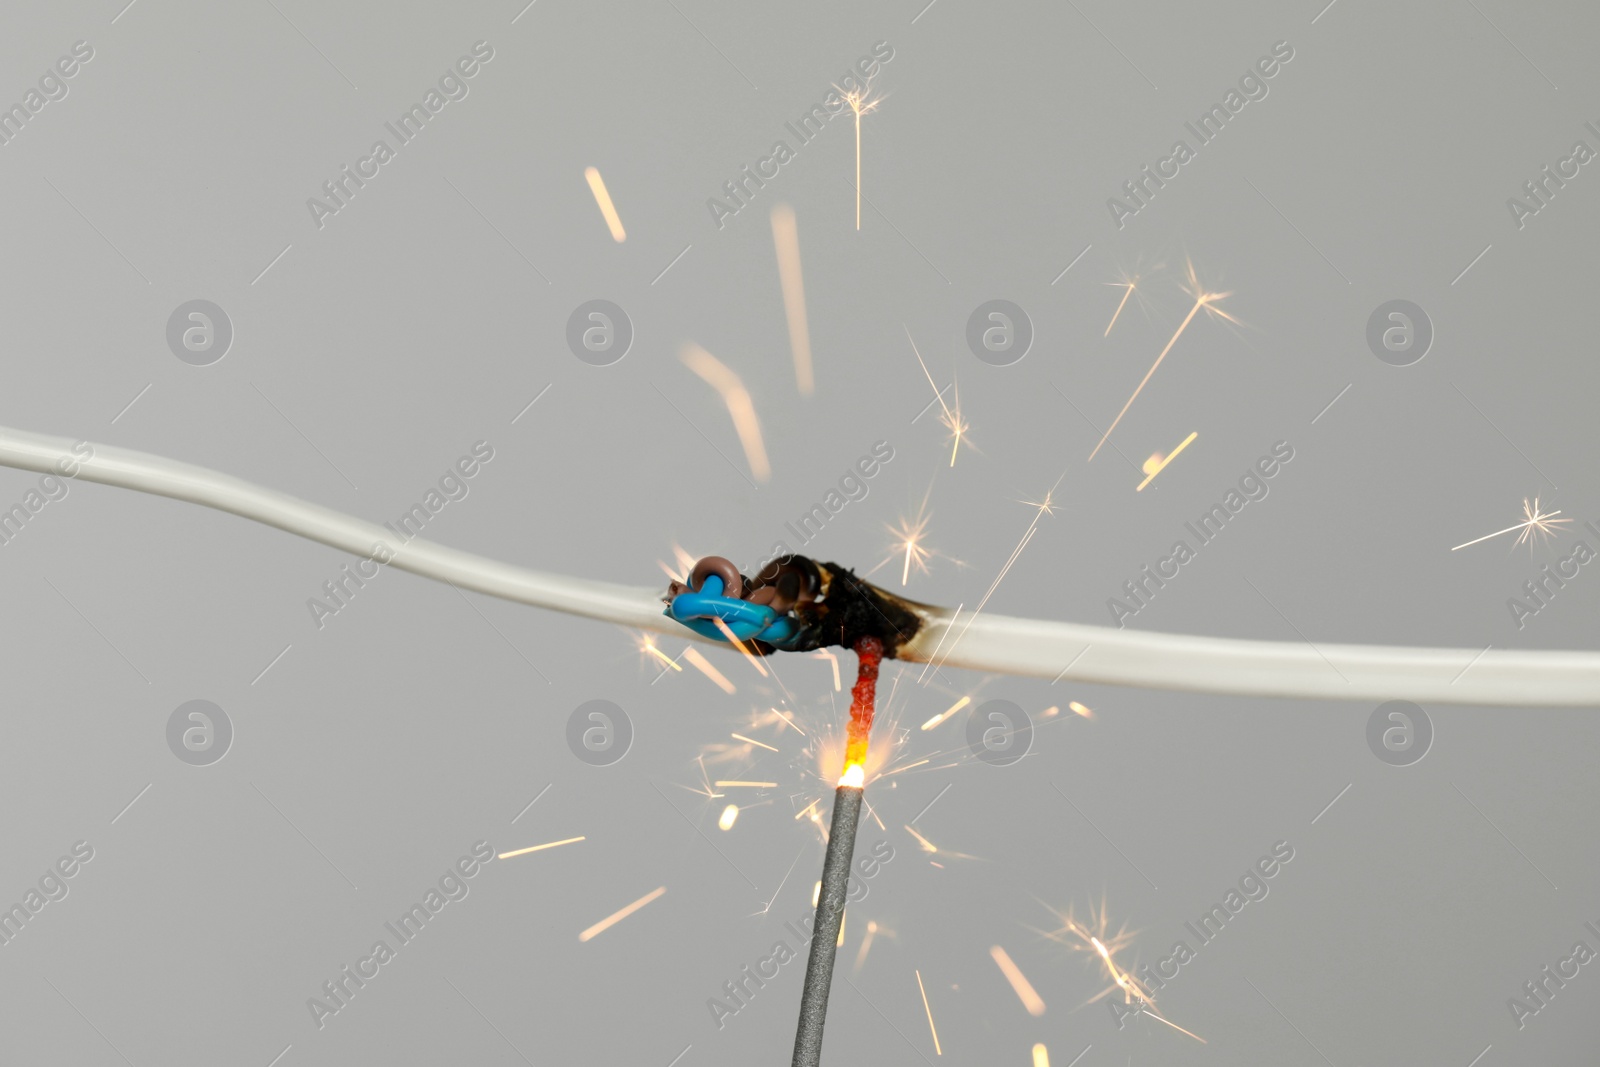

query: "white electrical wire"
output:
2 424 1594 705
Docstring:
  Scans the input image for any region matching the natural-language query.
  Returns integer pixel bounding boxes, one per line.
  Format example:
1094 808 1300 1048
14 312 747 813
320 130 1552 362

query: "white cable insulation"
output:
2 424 1594 705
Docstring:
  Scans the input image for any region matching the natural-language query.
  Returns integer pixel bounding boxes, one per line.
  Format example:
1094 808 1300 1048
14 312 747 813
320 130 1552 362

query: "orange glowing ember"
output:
842 636 884 777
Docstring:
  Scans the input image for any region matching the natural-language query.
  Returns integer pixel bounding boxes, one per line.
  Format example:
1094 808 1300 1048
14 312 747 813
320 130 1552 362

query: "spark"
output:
730 732 779 753
579 886 666 942
1090 261 1236 462
920 695 970 731
641 638 681 671
870 492 962 589
794 797 821 821
889 510 935 587
718 804 739 830
498 836 585 859
1043 899 1204 1044
1104 277 1137 337
812 649 841 690
689 756 724 799
1032 1044 1050 1067
682 647 736 694
769 706 806 736
915 969 942 1055
906 326 973 466
905 824 938 853
1135 431 1198 491
582 166 626 242
711 616 770 677
853 920 881 974
1068 701 1094 720
680 343 772 482
835 78 882 230
990 945 1047 1016
942 387 972 467
770 204 814 395
1452 497 1572 552
929 479 1063 675
714 780 777 789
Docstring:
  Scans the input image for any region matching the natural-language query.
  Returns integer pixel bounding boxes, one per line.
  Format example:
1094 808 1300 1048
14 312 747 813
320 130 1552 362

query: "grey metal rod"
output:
791 783 864 1067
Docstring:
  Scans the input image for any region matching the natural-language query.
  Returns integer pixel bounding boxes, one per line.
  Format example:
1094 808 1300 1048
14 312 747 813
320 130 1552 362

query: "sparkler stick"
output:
792 636 882 1067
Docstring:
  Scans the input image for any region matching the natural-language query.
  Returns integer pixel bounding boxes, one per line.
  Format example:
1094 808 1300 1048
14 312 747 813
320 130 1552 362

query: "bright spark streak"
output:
770 204 814 395
794 798 821 821
711 617 770 676
990 945 1047 1016
905 326 972 466
714 780 777 788
1090 262 1234 462
583 167 626 242
834 79 881 230
1068 701 1094 719
1032 1044 1050 1067
915 969 943 1055
1047 901 1205 1044
812 649 841 690
914 601 961 685
1105 279 1136 337
853 920 880 974
730 732 779 752
931 482 1061 673
873 501 948 588
920 695 970 731
680 343 772 482
682 647 736 694
642 641 681 671
718 804 739 830
578 886 666 941
769 707 806 736
904 824 938 853
943 395 971 468
1136 431 1198 491
498 836 585 859
1452 497 1571 551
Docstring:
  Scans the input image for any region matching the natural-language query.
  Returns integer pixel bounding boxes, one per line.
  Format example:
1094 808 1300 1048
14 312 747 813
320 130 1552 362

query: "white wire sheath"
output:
0 424 671 633
904 610 1598 707
2 424 1594 705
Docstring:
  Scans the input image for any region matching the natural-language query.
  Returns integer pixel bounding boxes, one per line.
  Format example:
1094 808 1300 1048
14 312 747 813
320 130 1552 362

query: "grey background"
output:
1 0 1597 1063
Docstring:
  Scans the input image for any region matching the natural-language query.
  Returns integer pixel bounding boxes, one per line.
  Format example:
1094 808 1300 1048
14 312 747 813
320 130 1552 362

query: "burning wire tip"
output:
838 763 864 789
664 555 926 658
